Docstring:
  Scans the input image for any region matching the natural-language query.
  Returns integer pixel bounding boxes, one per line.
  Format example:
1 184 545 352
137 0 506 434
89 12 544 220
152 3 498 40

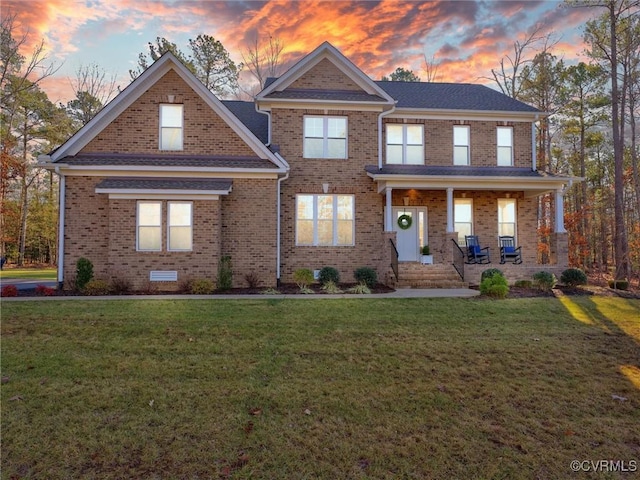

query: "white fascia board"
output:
368 173 575 194
388 108 544 122
53 164 282 178
100 193 222 200
257 42 395 104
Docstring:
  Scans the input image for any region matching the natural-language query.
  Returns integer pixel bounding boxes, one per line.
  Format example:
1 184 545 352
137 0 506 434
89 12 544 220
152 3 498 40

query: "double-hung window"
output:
386 124 424 164
137 201 193 251
497 127 513 166
498 198 516 238
303 116 347 159
454 198 473 244
160 104 183 151
296 194 354 246
453 125 470 165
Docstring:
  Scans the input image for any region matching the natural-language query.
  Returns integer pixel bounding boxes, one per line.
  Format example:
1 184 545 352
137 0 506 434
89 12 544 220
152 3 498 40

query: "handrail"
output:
451 238 465 280
389 238 399 281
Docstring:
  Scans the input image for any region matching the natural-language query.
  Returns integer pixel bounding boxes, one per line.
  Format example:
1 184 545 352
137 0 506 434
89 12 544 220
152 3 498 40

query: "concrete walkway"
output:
1 287 480 301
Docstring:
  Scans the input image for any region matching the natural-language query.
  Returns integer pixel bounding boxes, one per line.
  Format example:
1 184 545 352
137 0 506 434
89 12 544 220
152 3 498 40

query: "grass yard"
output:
2 297 639 479
0 267 57 281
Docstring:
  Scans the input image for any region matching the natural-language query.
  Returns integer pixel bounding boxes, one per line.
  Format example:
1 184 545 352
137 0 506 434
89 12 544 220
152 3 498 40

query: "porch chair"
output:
464 235 491 264
499 236 522 264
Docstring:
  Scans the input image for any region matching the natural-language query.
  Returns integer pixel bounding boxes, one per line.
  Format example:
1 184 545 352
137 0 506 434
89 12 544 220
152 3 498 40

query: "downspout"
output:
532 115 539 171
255 103 272 146
55 165 65 289
378 103 397 169
276 168 289 287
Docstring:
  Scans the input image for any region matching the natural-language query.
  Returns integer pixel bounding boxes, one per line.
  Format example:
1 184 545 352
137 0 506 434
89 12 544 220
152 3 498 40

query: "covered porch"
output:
367 165 576 286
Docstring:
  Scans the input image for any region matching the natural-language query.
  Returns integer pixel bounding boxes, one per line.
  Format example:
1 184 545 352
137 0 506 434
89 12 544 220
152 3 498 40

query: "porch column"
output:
385 188 393 231
555 188 566 233
446 187 454 232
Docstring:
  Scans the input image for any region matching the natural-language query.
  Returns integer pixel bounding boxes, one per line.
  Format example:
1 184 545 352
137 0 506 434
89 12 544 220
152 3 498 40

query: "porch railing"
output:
389 238 399 281
451 239 465 281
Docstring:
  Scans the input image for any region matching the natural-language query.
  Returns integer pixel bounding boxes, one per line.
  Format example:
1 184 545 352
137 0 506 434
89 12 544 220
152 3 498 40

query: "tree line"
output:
1 1 638 284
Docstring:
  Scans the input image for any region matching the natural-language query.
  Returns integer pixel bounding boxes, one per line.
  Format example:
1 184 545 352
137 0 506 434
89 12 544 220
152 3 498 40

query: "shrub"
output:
421 245 430 255
140 281 159 295
1 284 18 297
480 273 509 298
261 287 281 295
75 257 94 291
244 271 261 289
513 279 533 288
190 278 215 294
481 268 504 282
318 266 340 286
110 277 132 295
348 282 371 294
608 279 629 290
217 256 233 291
35 285 56 296
293 268 314 289
532 271 557 291
560 268 588 287
354 267 377 288
83 279 111 296
321 280 343 294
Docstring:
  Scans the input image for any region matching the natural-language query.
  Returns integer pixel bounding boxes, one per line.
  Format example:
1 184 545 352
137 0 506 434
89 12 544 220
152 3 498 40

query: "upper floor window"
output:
386 124 424 164
304 116 347 159
453 125 470 165
160 104 183 151
296 194 354 246
497 127 513 166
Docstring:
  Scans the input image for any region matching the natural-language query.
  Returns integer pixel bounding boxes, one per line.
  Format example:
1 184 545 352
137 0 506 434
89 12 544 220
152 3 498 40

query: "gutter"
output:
55 165 65 289
255 102 272 146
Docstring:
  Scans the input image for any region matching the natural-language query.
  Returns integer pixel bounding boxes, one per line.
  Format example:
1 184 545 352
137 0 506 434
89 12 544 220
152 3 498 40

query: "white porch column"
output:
385 188 393 231
446 187 454 233
555 188 567 233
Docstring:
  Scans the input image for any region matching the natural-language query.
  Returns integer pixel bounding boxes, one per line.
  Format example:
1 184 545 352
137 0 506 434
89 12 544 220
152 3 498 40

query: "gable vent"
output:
149 271 178 282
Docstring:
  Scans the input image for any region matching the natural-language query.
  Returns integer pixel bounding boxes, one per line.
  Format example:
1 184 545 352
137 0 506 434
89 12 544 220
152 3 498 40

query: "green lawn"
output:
2 297 639 479
0 267 57 281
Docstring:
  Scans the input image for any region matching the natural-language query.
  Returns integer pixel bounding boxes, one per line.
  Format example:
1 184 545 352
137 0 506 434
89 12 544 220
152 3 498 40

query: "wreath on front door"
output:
397 214 412 230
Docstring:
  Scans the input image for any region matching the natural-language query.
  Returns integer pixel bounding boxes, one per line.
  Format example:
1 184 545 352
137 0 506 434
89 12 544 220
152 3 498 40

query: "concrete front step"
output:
396 262 468 289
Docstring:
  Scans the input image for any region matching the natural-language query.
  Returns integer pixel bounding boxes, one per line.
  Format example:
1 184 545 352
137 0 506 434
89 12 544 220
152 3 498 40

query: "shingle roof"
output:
60 153 279 169
365 165 562 178
222 100 268 143
96 177 233 191
263 89 387 103
375 81 540 112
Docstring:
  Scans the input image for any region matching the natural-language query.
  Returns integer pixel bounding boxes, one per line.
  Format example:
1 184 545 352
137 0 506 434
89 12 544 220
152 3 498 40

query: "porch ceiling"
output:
365 165 581 198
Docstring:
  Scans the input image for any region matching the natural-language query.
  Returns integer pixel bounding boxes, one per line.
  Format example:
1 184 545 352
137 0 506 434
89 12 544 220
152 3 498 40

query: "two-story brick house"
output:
41 42 575 290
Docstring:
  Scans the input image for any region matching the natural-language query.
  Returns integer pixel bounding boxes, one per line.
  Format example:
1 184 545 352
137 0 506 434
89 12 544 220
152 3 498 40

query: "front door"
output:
393 208 419 261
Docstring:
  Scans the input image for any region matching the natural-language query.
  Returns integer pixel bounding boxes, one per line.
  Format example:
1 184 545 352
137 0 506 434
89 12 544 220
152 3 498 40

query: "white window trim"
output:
167 201 193 252
137 201 162 252
386 124 424 165
454 198 474 244
453 125 470 166
159 104 184 151
303 115 348 159
497 126 514 166
498 198 517 241
295 194 355 246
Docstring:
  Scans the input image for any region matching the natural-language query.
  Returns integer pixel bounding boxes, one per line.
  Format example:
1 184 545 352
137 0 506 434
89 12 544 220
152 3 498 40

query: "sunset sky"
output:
5 0 598 104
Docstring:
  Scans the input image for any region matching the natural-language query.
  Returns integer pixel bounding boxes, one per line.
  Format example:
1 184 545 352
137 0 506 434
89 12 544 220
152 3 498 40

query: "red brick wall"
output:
289 59 362 91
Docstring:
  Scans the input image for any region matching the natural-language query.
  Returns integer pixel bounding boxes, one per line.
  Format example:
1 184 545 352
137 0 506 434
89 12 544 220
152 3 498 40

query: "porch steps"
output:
397 263 468 289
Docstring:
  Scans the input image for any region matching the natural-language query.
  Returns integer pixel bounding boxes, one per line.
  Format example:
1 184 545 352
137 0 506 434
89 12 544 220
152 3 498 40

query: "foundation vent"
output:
150 271 178 282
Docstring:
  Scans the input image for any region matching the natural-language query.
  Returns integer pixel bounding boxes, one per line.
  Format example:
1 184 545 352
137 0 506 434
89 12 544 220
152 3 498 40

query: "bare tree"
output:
241 36 284 93
67 63 118 126
423 54 440 82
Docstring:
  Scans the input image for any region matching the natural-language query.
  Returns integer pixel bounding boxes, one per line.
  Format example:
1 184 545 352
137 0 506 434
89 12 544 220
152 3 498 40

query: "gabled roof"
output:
222 100 268 144
49 52 287 171
376 81 541 113
256 41 395 105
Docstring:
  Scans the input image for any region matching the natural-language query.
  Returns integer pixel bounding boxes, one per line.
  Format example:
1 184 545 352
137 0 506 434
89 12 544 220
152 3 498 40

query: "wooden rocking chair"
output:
465 235 491 264
499 236 522 264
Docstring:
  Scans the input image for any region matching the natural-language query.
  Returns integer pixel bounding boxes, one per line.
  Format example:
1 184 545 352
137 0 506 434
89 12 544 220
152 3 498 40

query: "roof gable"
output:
50 53 286 170
256 42 394 105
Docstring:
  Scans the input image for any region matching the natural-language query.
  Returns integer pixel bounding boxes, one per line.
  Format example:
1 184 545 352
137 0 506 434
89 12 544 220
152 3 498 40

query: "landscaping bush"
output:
1 285 18 297
320 280 343 294
354 267 377 288
481 268 504 282
83 279 111 296
532 271 557 291
75 257 94 291
513 279 533 288
421 245 430 255
608 279 629 290
293 268 314 289
217 256 233 291
318 266 340 286
479 273 509 298
110 277 132 295
244 271 261 289
348 282 371 294
35 285 56 296
560 268 588 287
190 278 215 294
